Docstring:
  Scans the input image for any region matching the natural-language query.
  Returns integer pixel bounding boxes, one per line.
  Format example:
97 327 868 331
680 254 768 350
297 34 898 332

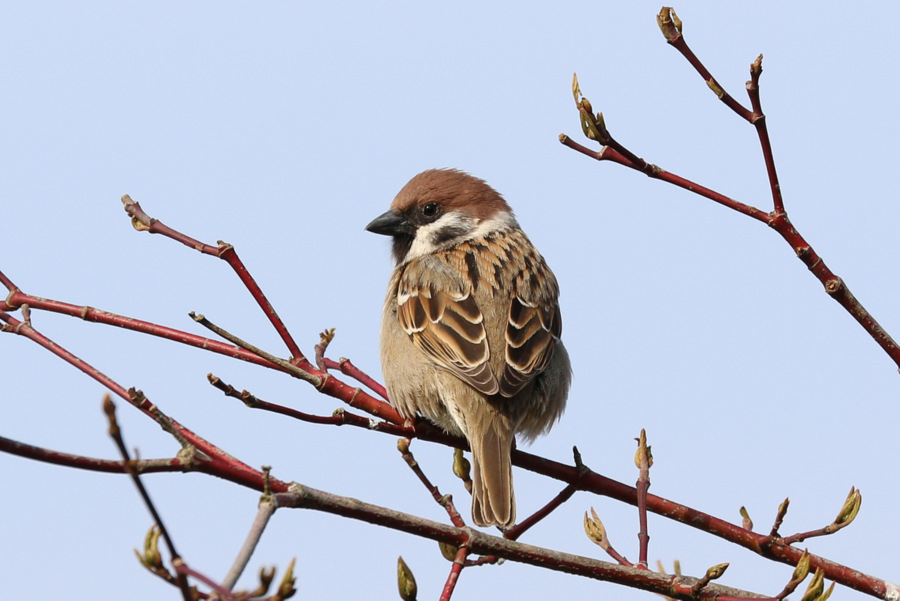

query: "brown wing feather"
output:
499 296 561 397
397 281 500 395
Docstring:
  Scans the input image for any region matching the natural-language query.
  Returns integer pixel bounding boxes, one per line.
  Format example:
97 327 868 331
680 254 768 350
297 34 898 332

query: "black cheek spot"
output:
431 224 469 246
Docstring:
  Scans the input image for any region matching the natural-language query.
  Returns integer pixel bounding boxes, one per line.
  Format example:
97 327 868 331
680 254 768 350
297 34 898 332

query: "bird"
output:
366 168 572 527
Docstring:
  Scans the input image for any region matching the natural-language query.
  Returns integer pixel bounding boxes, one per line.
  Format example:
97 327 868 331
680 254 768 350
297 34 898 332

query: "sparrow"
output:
366 168 572 527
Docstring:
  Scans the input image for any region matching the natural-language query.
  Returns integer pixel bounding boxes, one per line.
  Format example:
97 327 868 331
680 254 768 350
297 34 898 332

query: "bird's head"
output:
366 168 517 265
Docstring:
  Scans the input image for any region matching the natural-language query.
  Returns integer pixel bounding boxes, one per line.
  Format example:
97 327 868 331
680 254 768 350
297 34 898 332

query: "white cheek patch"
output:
402 210 520 263
469 211 518 240
406 212 473 261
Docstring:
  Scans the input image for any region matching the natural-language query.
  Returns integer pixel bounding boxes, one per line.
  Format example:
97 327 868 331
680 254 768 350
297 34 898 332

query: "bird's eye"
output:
422 203 439 218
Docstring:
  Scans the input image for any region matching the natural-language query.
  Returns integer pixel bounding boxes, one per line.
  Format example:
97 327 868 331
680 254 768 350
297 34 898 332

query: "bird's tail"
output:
470 416 515 528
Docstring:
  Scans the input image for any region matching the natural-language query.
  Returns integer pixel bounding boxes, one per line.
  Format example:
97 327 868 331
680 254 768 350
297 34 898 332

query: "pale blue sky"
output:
2 2 898 599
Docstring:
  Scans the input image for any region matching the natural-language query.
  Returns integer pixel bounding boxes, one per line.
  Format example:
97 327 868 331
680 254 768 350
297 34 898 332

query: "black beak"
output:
365 210 413 237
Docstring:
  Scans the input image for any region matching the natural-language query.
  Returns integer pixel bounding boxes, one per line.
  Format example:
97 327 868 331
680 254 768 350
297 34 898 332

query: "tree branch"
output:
274 483 765 600
121 194 305 364
562 11 900 370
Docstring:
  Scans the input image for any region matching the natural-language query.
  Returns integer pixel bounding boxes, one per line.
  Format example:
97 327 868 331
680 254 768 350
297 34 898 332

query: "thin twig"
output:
173 561 235 599
656 7 754 122
513 448 885 597
781 488 862 545
0 310 284 492
507 483 577 541
585 506 634 567
635 429 652 568
192 311 401 421
121 195 305 362
190 312 323 388
745 55 785 216
103 396 193 601
0 435 186 474
439 545 470 601
398 438 466 527
222 485 278 589
274 483 764 599
558 135 769 223
208 374 411 436
314 328 335 372
769 498 790 538
204 364 885 596
501 447 585 543
0 274 400 422
1 252 888 595
563 34 900 370
327 356 390 400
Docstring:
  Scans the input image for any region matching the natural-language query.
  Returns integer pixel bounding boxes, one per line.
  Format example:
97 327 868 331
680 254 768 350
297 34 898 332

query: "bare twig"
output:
103 396 193 601
503 447 587 542
562 12 900 369
1 277 399 421
0 434 186 474
203 365 887 596
398 438 467 528
509 482 577 540
584 506 633 567
635 429 652 568
773 549 811 600
274 482 764 599
0 281 278 369
781 488 862 545
208 374 410 436
513 448 887 598
325 356 390 400
222 484 278 589
5 301 884 596
191 311 323 388
656 7 754 122
121 195 305 363
0 309 285 493
656 9 783 216
770 498 790 538
439 545 470 601
314 328 335 372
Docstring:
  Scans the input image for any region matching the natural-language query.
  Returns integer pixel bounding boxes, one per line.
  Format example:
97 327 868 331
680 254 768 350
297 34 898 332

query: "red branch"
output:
1 144 892 596
0 435 185 474
273 484 762 600
206 371 889 598
323 357 389 400
562 9 900 370
635 430 651 569
0 310 277 492
440 545 469 601
0 278 401 424
513 450 888 598
121 195 304 363
2 286 888 596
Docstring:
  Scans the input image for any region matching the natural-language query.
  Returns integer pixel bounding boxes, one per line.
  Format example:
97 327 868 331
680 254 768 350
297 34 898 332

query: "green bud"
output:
397 556 417 601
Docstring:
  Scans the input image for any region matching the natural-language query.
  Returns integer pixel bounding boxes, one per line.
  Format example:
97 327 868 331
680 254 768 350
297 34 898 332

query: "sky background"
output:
1 2 898 599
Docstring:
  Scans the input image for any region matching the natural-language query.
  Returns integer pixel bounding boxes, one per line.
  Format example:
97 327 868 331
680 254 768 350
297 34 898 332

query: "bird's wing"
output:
397 269 500 396
499 294 561 397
